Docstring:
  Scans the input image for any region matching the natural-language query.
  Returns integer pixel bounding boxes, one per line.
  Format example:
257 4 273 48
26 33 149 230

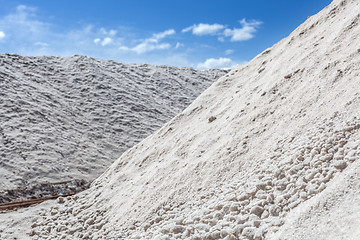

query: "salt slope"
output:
30 0 360 239
0 55 226 193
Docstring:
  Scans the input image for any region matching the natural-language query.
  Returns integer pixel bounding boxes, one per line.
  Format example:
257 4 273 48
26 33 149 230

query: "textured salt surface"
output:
1 0 360 239
28 118 359 240
0 54 226 199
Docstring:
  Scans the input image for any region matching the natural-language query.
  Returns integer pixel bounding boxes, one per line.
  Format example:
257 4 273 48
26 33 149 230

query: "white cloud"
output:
182 26 193 33
120 42 171 54
197 57 237 70
99 28 106 35
16 5 36 12
225 49 234 55
0 31 5 39
0 5 49 40
100 28 117 36
34 41 49 47
153 29 175 40
101 37 113 46
119 29 175 54
94 28 116 46
109 30 117 36
182 23 225 36
175 42 184 49
223 18 262 42
136 42 170 53
182 19 261 42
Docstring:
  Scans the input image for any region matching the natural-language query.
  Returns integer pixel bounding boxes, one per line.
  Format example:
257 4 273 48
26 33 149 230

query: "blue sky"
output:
0 0 331 69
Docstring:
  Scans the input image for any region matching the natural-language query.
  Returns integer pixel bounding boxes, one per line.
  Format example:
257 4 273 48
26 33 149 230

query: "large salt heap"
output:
0 55 226 200
28 0 360 239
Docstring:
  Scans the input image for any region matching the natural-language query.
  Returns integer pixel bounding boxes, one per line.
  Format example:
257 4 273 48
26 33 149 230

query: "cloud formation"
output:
225 49 234 55
183 19 261 42
175 42 184 49
223 19 262 42
100 28 117 36
101 37 113 46
94 37 113 46
0 5 50 43
119 29 175 54
93 28 118 47
0 5 256 68
153 29 175 39
197 57 237 70
182 23 225 36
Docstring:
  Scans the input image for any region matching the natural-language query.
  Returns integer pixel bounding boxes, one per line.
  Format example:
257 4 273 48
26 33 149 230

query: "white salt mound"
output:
2 0 360 239
0 54 226 195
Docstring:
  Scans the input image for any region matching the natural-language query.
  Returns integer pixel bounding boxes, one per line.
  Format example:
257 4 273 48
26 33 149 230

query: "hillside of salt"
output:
0 54 226 201
1 0 360 239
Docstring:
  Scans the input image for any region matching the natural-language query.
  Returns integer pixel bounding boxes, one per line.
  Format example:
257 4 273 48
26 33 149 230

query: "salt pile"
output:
0 54 226 201
2 0 360 239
